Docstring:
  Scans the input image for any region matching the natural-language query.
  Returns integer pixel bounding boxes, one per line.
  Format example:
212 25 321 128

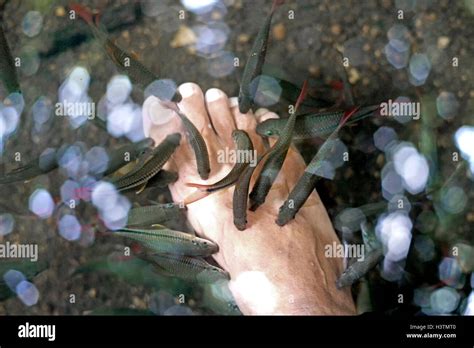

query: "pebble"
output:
437 36 450 49
272 23 286 40
55 6 66 17
348 68 360 84
331 24 342 35
170 26 196 48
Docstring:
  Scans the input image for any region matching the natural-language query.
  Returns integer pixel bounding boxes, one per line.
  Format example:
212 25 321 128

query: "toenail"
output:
206 88 223 102
179 83 195 98
255 108 270 118
229 97 239 108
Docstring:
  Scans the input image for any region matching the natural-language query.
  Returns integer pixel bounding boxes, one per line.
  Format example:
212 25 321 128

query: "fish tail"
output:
338 106 360 131
294 79 309 111
69 3 94 25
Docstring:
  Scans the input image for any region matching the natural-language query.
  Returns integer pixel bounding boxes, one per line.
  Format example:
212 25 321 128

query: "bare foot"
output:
142 83 355 315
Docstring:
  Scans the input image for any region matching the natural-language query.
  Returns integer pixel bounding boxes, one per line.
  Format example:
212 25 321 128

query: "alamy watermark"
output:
379 99 420 120
55 100 95 120
0 242 38 262
217 147 258 167
324 241 365 261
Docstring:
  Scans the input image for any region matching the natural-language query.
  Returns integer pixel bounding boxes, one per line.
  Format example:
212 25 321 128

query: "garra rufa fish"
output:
336 248 383 288
0 23 20 94
126 203 184 228
0 149 57 184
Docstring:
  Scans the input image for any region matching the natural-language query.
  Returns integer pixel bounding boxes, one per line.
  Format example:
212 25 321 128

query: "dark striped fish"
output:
336 248 383 288
148 253 229 284
0 149 57 184
70 3 181 102
232 162 258 231
113 226 217 257
277 107 359 226
126 203 183 227
238 0 283 113
256 105 380 140
187 130 254 192
104 138 155 176
110 133 181 192
0 23 20 94
249 80 308 211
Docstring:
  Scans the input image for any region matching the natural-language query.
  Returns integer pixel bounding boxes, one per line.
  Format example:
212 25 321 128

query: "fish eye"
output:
192 241 197 245
265 130 273 136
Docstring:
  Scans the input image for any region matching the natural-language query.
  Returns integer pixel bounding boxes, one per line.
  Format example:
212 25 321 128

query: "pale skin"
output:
143 82 355 315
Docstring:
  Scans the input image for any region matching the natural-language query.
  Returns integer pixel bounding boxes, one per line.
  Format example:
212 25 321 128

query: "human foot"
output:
142 82 355 315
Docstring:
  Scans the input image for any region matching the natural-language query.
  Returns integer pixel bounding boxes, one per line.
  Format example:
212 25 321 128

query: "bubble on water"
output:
392 143 429 194
326 139 348 169
312 160 336 180
22 11 43 37
207 51 235 78
250 75 282 107
409 53 431 83
381 258 405 282
101 195 131 230
454 126 474 172
181 0 218 14
440 186 467 214
0 213 15 236
58 214 81 241
193 22 229 56
16 280 39 306
374 126 398 152
32 97 53 126
387 24 410 52
77 176 96 202
163 305 194 315
376 211 412 261
3 270 26 292
4 92 25 115
144 79 178 101
436 91 459 120
455 243 474 274
85 146 109 175
29 189 54 219
343 37 368 67
149 290 176 315
19 49 40 76
464 291 474 315
58 145 84 178
38 147 57 171
413 235 435 262
430 287 460 314
125 105 145 142
92 181 119 211
60 180 80 205
59 67 90 103
106 75 132 105
385 43 409 69
439 257 465 289
415 210 438 234
334 208 366 234
381 162 404 199
107 103 136 138
413 286 432 308
0 106 20 136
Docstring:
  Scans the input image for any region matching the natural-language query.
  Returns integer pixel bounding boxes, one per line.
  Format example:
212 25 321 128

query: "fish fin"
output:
338 106 360 131
135 182 147 195
150 224 165 229
183 189 211 205
294 79 309 112
69 3 94 25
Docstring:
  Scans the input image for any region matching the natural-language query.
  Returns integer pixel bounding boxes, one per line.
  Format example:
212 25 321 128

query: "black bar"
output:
0 314 473 345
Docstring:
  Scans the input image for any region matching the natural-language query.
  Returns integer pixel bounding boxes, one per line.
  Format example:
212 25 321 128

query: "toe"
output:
205 88 236 146
177 83 213 135
229 97 266 154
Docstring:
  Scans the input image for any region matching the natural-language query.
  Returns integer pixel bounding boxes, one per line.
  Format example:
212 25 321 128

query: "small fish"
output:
110 133 181 192
336 248 383 288
161 101 210 180
256 105 379 140
126 203 183 228
0 23 20 94
238 0 283 113
113 226 218 257
232 162 259 230
187 130 254 192
0 149 58 184
147 253 229 284
104 138 155 176
70 3 181 102
276 107 359 226
249 80 308 211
